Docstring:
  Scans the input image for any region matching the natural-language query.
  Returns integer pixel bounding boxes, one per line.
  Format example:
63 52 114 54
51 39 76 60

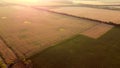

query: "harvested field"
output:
72 1 105 5
72 1 120 5
49 7 120 24
0 38 17 64
81 23 114 39
0 6 99 58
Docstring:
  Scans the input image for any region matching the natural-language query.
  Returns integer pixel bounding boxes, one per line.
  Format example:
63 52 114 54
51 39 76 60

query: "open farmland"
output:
48 7 120 24
72 1 107 5
30 26 120 68
0 1 120 68
0 38 17 64
81 23 114 39
72 1 120 5
0 5 109 60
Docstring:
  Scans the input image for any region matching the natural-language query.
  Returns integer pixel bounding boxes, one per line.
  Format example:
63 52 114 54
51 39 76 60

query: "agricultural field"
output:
30 26 120 68
72 0 120 5
0 5 111 65
48 6 120 24
0 1 120 68
0 5 98 58
0 38 17 64
81 23 114 39
72 1 107 5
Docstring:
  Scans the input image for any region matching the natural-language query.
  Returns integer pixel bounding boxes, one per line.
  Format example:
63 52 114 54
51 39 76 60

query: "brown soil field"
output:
0 39 17 64
0 6 99 58
49 7 120 24
81 23 114 39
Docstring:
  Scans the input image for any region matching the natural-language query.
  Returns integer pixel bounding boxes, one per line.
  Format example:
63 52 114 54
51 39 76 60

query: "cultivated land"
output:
0 5 104 58
0 38 17 64
72 1 120 5
81 23 114 39
72 1 105 5
48 7 120 24
0 1 120 68
30 26 120 68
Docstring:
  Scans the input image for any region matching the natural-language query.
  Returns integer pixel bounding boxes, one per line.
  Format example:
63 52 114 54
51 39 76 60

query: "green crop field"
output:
30 26 120 68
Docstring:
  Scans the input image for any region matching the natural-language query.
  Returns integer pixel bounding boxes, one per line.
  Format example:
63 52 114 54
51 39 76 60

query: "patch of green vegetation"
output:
30 27 120 68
